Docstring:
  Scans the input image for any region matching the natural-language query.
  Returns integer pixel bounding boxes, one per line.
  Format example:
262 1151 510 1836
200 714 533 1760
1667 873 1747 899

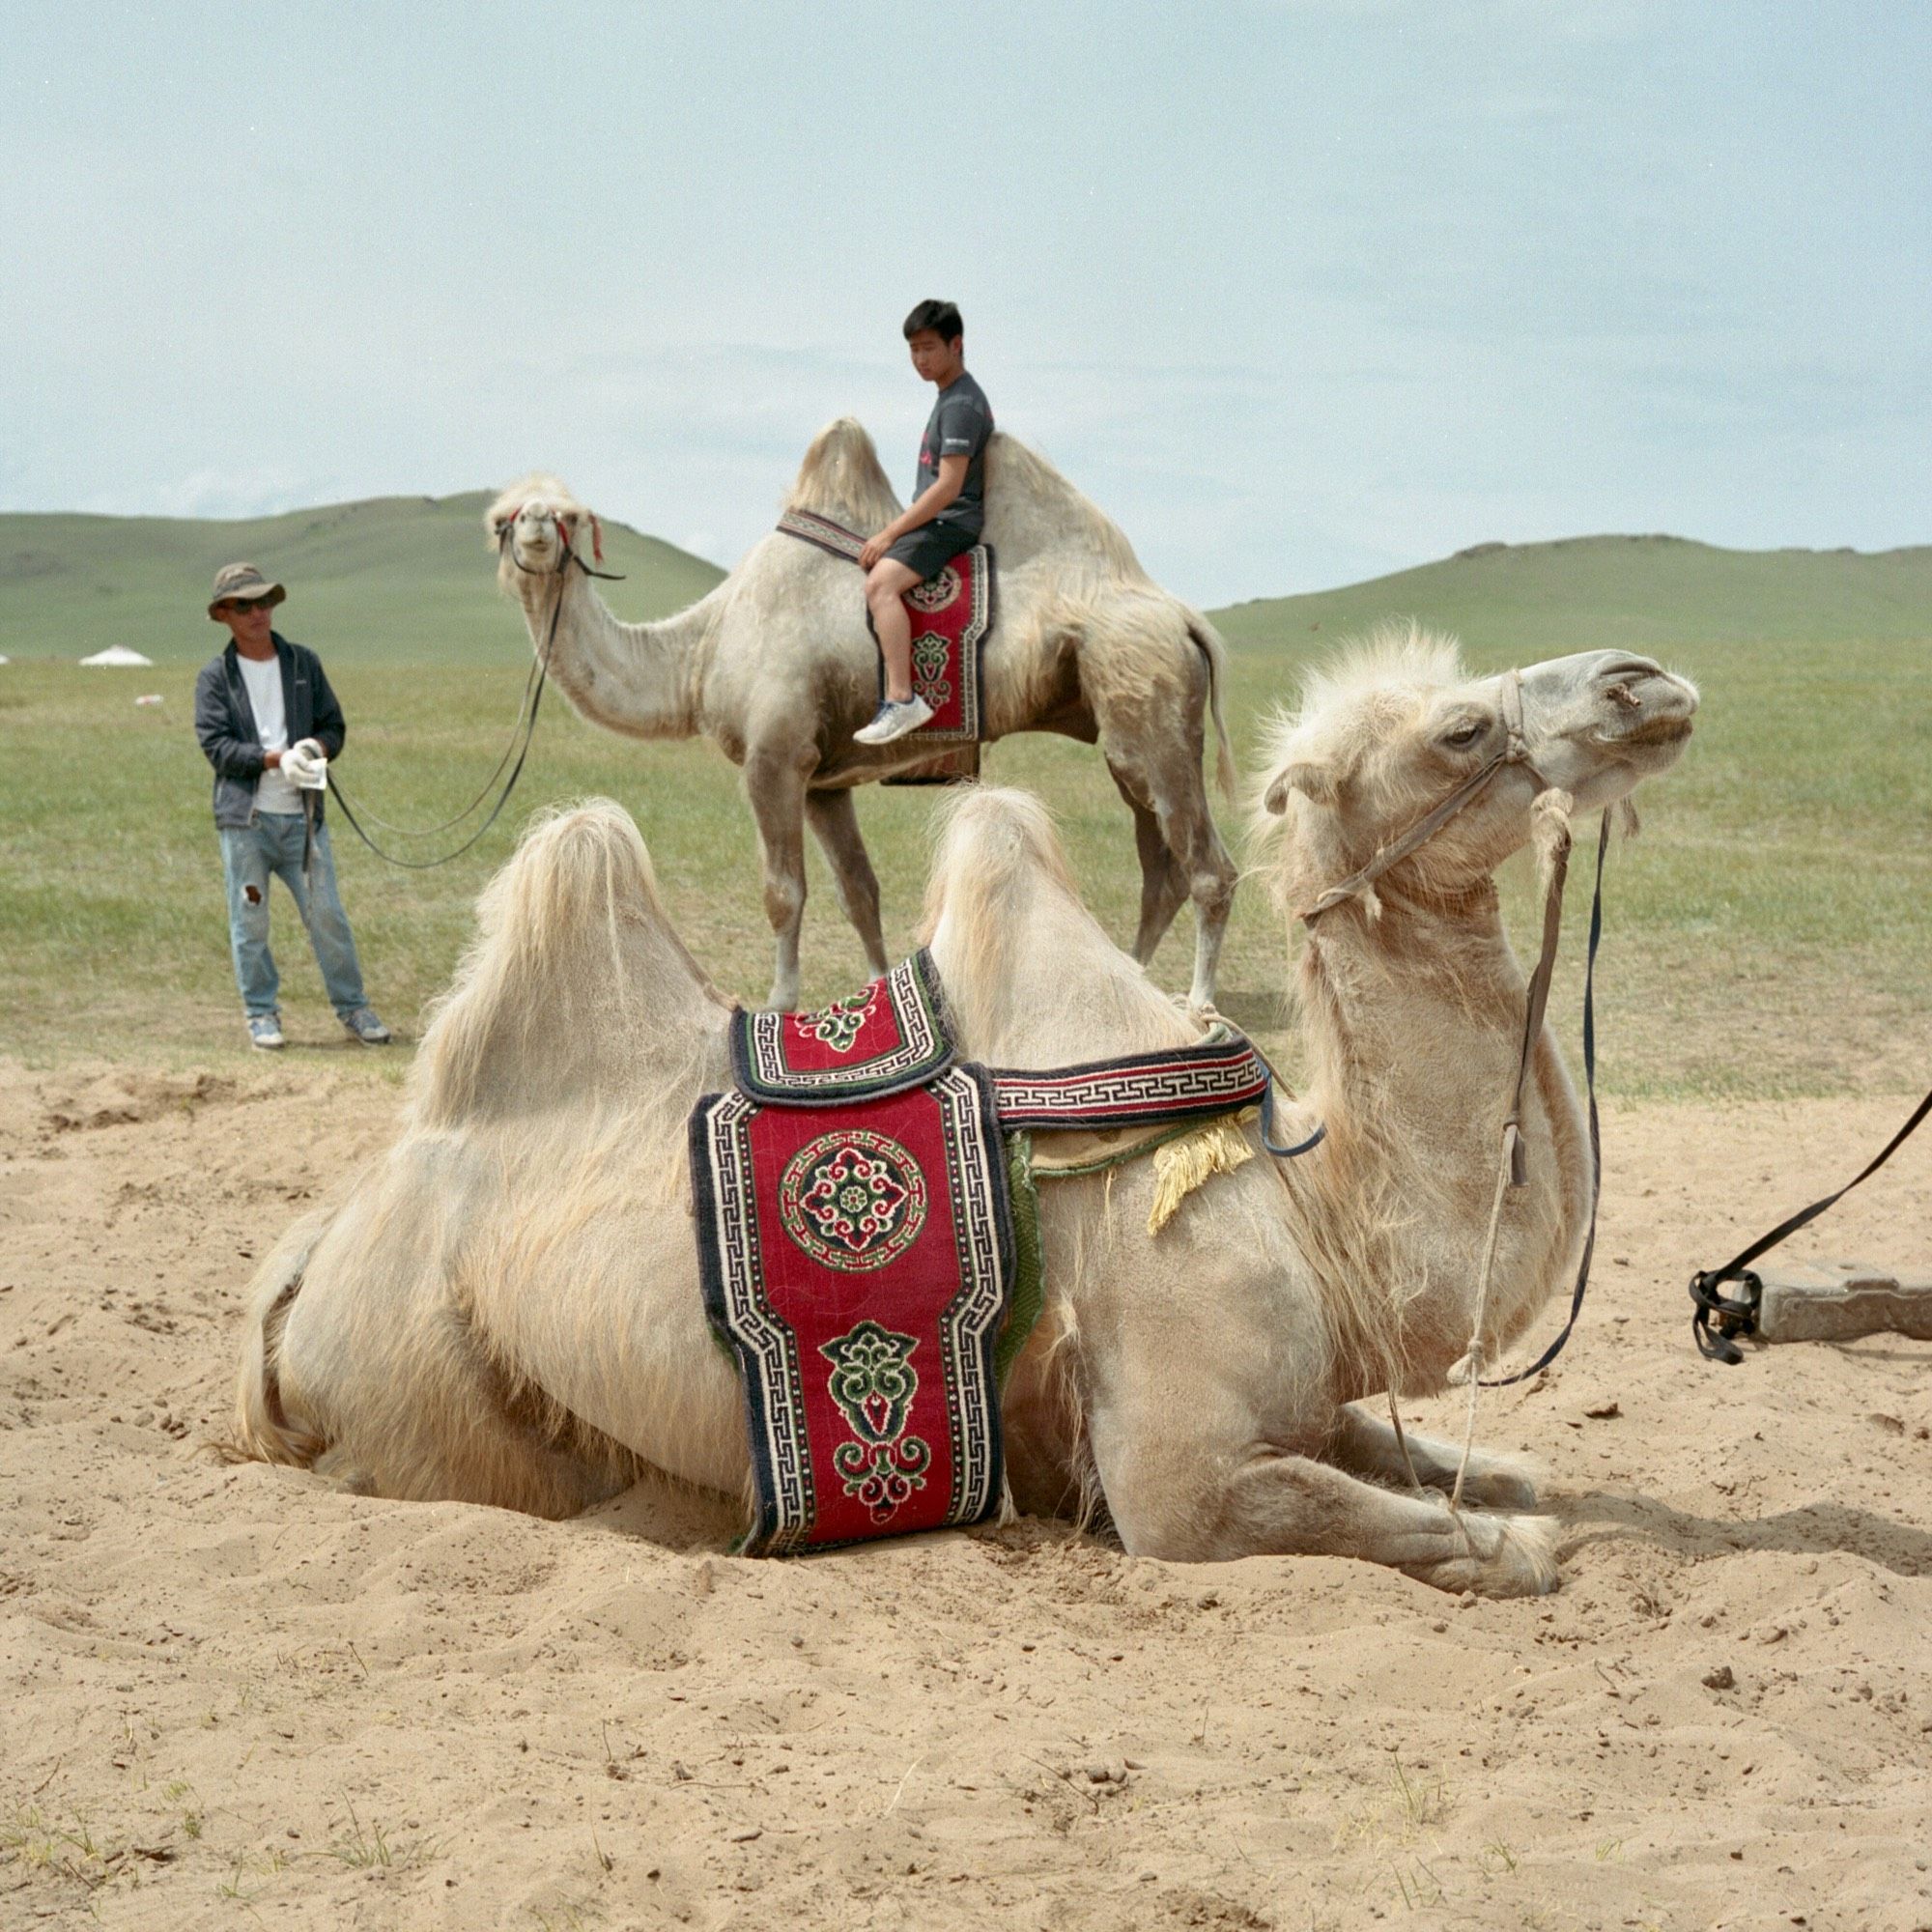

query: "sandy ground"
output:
1 1058 1928 1932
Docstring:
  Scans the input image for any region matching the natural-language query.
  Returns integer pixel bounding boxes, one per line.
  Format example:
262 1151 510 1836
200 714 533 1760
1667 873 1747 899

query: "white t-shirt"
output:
237 654 303 816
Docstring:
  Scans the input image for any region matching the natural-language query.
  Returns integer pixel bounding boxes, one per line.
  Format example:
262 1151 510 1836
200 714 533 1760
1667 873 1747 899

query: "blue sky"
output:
3 1 1926 605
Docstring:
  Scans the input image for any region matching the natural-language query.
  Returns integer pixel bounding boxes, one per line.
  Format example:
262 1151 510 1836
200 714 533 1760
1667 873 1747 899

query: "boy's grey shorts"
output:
884 522 978 582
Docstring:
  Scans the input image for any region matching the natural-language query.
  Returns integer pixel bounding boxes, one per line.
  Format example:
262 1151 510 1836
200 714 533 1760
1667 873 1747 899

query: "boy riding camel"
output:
854 299 994 746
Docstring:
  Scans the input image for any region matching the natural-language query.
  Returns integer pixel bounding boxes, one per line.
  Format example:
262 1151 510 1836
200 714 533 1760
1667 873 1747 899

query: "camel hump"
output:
786 419 900 530
980 435 1146 577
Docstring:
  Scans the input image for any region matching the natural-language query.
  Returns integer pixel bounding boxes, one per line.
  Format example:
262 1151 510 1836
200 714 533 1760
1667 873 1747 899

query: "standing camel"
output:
487 422 1238 1010
235 635 1697 1597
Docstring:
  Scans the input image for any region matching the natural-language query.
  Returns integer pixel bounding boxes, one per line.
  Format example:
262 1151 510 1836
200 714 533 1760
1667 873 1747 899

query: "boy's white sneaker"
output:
853 695 935 746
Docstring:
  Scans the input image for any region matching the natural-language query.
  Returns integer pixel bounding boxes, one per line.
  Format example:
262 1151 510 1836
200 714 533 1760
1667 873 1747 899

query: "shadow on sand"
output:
1557 1487 1932 1577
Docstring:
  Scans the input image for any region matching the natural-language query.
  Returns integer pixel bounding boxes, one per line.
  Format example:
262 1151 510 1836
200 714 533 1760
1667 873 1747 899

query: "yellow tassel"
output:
1148 1117 1255 1235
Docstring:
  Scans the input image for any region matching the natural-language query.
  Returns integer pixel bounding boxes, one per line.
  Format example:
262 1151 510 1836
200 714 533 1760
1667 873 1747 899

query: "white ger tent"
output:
79 645 155 667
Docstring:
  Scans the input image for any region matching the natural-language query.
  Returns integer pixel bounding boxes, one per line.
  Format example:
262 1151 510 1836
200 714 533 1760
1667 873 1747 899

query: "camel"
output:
486 422 1239 1011
233 634 1697 1597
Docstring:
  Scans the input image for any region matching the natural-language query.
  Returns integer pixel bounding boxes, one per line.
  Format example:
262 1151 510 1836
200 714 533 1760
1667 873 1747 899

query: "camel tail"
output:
1187 615 1237 804
233 1219 329 1468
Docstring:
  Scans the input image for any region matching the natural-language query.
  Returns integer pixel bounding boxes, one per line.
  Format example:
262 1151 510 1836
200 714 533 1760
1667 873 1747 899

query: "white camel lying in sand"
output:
489 422 1239 1010
235 635 1695 1597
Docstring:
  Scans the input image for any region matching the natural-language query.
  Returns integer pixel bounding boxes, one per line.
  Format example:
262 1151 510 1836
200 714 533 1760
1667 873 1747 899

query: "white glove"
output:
282 738 328 791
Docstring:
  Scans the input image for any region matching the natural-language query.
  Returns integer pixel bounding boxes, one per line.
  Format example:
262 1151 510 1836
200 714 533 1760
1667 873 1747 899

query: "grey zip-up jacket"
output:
193 634 347 830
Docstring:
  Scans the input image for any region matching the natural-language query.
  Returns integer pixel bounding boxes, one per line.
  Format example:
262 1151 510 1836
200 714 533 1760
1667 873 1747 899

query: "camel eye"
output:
1441 719 1487 750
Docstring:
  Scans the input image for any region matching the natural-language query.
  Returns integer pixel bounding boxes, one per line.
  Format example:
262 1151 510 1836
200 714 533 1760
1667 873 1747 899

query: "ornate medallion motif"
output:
778 1130 928 1273
910 632 955 710
792 985 878 1055
820 1320 932 1521
905 566 962 614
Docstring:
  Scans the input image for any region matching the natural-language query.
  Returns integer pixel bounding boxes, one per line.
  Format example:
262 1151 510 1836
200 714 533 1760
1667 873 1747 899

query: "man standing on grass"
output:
854 298 995 746
192 562 390 1051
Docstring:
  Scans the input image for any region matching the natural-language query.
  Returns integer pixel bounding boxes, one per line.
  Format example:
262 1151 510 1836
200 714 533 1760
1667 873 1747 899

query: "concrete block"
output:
1754 1260 1932 1344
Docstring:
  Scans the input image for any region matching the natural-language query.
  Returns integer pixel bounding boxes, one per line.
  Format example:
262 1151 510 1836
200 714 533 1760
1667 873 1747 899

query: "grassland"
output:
1 505 1926 1096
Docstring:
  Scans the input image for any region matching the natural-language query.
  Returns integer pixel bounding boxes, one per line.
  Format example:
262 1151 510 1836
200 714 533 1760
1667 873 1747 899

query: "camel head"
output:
487 473 602 587
1255 626 1698 914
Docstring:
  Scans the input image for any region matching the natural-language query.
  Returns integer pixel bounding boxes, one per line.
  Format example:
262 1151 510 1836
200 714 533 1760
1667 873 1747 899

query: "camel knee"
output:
762 872 804 933
1191 862 1236 922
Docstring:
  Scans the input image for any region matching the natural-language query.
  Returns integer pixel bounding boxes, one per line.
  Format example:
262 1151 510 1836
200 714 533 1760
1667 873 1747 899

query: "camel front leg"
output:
1327 1403 1540 1511
746 751 810 1010
1095 1423 1558 1597
1097 734 1229 1012
1172 807 1236 1012
1108 762 1188 967
1083 1348 1557 1596
804 786 889 979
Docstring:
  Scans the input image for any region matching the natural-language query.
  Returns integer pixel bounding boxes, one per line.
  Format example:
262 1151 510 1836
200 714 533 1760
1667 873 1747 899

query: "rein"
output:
325 517 624 871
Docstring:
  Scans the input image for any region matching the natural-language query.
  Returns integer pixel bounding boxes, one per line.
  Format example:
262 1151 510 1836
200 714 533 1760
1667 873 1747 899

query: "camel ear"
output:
1264 759 1338 814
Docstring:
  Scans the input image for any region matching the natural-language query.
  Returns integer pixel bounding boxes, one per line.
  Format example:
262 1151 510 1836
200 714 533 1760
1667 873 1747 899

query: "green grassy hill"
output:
1213 533 1932 656
0 494 726 666
8 498 1927 666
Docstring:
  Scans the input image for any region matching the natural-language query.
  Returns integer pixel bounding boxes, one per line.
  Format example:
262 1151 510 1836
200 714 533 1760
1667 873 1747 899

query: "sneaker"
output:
853 695 935 746
341 1008 392 1046
247 1013 285 1051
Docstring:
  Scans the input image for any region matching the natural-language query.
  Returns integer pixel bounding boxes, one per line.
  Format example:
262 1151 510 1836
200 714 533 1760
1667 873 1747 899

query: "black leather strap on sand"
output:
1689 1084 1932 1364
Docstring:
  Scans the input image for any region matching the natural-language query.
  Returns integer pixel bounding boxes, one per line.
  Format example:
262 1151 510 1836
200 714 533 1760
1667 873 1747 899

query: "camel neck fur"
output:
1282 877 1590 1400
508 567 720 744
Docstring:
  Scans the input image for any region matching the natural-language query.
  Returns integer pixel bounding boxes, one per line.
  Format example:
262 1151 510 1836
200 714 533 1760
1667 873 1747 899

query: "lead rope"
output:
1449 807 1611 1511
1450 1126 1523 1511
325 530 623 871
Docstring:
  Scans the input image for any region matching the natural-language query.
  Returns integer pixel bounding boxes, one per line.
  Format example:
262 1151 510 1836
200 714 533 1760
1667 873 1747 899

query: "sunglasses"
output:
221 596 275 612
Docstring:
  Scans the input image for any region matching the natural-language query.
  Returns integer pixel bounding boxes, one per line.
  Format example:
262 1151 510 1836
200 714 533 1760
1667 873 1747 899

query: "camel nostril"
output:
1599 657 1663 685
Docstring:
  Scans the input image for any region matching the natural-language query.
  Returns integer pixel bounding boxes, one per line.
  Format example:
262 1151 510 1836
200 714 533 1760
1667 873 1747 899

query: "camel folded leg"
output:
1093 1418 1557 1597
804 785 889 980
1327 1403 1540 1511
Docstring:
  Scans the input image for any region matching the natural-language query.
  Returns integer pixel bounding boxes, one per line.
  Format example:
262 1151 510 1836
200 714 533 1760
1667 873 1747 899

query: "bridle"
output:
323 507 622 870
1295 669 1542 925
1285 668 1609 1439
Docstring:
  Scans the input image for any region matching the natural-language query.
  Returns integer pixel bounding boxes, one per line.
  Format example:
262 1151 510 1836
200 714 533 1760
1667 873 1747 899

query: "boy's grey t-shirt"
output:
915 371 994 537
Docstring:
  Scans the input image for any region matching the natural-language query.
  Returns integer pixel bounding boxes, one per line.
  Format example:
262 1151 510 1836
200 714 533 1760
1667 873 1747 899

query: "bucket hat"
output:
208 561 287 619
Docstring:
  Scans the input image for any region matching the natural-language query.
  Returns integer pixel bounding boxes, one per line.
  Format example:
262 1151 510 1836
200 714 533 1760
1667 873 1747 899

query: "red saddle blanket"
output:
777 508 992 744
690 1068 1018 1555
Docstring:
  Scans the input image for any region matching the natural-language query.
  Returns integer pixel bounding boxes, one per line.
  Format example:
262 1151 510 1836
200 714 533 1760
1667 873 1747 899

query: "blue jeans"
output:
219 814 369 1020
